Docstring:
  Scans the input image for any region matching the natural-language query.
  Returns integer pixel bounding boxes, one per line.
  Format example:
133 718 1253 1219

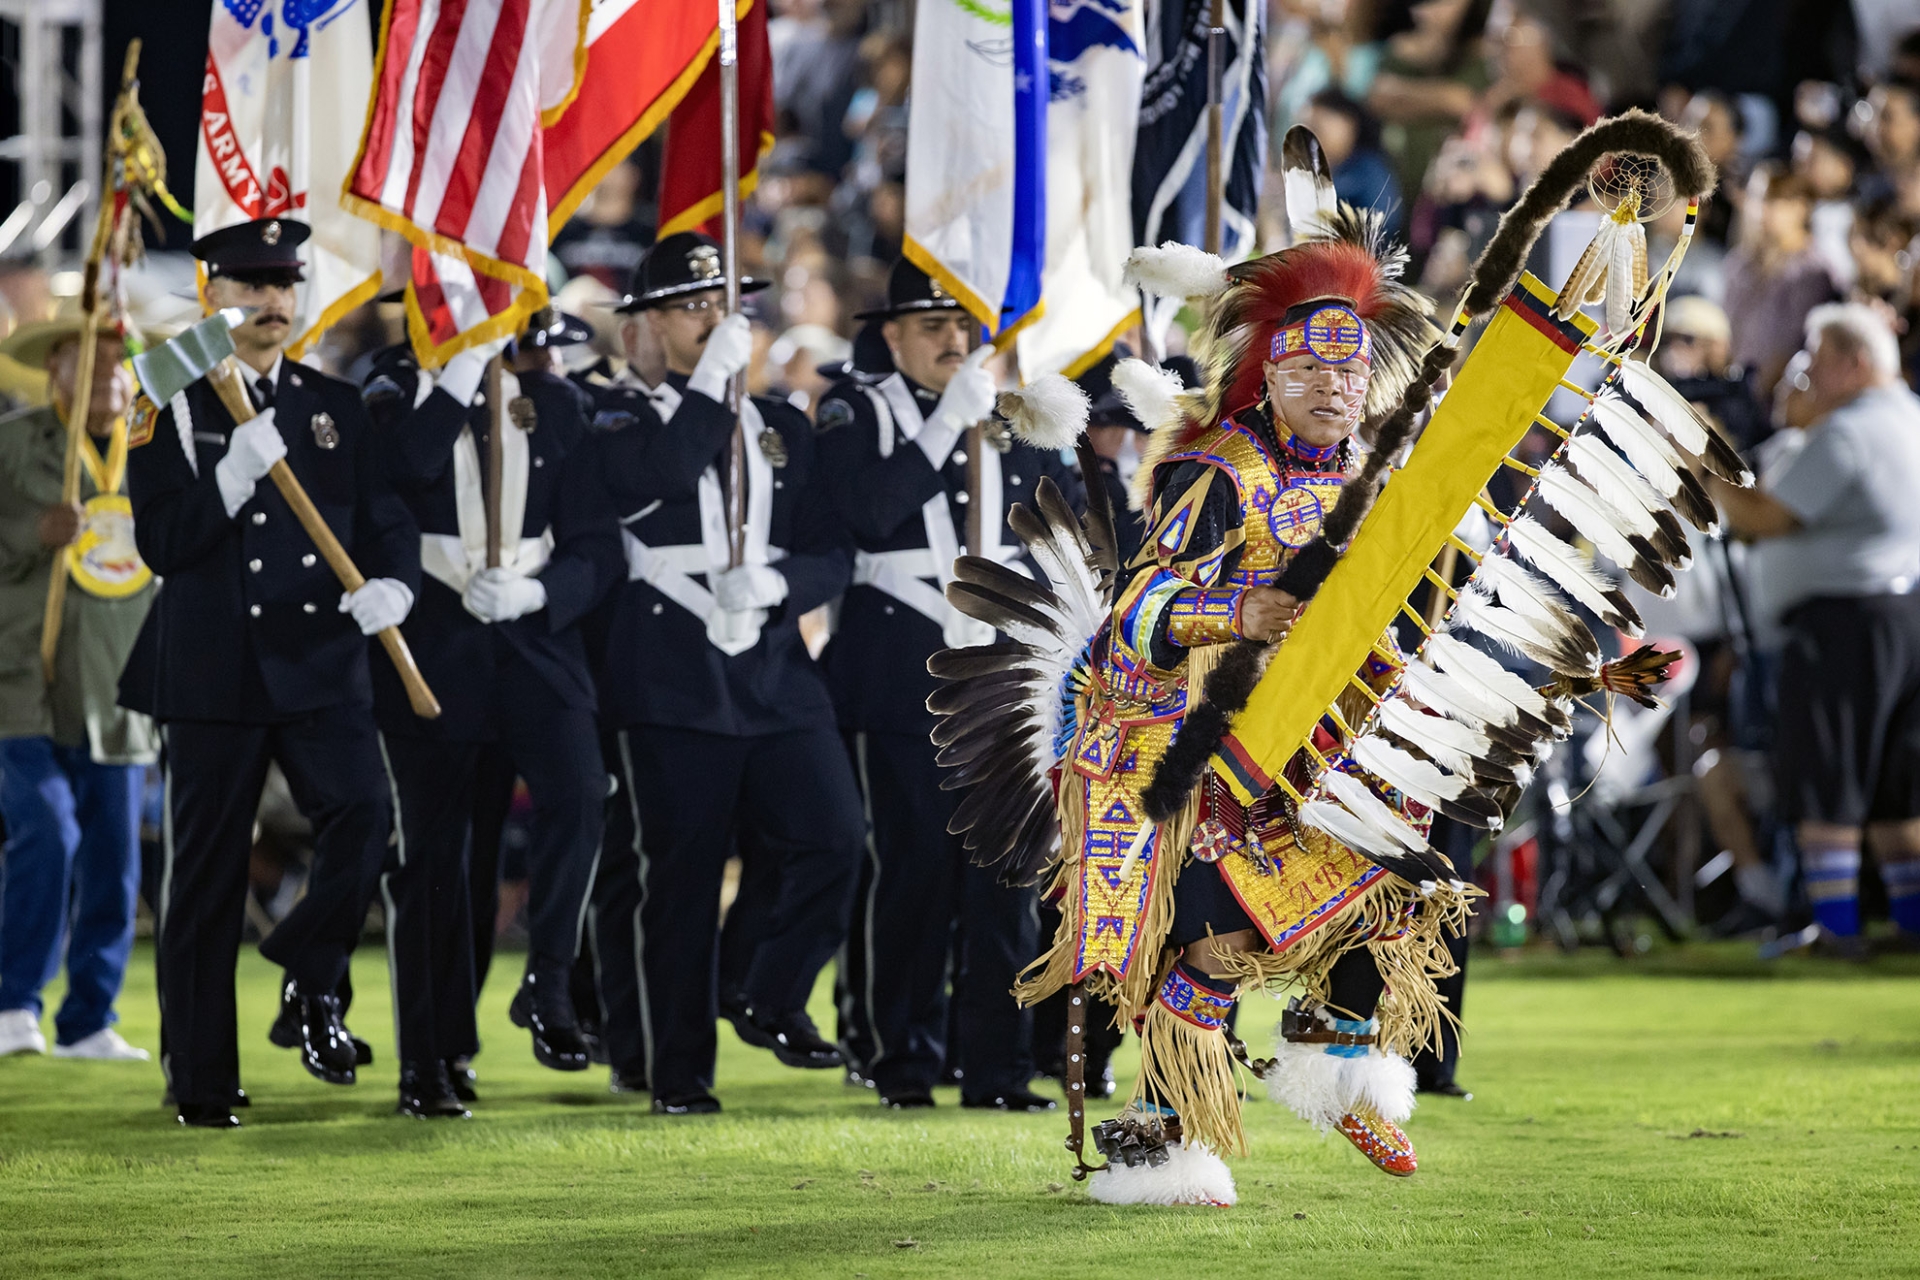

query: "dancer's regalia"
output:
932 114 1739 1205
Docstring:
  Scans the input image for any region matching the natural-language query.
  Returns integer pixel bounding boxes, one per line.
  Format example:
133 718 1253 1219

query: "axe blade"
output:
132 308 247 404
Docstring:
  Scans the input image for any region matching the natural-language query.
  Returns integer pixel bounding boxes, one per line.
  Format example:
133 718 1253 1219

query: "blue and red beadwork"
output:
1268 305 1372 366
1338 1109 1418 1176
1155 965 1237 1031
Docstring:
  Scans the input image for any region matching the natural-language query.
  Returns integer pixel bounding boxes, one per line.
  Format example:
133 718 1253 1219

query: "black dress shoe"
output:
268 979 300 1050
609 1066 649 1094
882 1089 936 1109
444 1059 478 1103
289 986 357 1085
1419 1079 1473 1099
232 1088 250 1108
398 1062 470 1118
509 969 591 1072
651 1091 721 1115
351 1034 374 1067
962 1087 1057 1112
177 1104 240 1129
742 1010 843 1069
844 1066 876 1090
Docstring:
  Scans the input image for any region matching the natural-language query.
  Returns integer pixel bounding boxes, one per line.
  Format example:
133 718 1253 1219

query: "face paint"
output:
1266 354 1370 446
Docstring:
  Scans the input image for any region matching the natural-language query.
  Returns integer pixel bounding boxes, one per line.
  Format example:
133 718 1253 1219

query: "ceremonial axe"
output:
136 310 442 719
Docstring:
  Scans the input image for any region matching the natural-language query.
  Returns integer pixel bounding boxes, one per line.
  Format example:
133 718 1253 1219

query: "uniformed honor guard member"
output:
360 308 620 1117
588 231 865 1114
815 258 1080 1112
122 218 420 1129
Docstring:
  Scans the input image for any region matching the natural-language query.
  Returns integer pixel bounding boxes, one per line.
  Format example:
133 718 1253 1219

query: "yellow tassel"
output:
1132 993 1248 1156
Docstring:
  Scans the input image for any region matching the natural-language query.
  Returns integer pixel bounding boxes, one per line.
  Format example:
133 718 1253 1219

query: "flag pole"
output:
1204 0 1224 256
718 0 746 570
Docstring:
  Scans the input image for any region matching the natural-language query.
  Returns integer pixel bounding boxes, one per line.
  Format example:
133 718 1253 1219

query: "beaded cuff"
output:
1155 963 1237 1031
1166 586 1243 647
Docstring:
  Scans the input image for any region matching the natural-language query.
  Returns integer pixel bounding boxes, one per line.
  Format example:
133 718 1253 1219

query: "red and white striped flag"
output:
345 0 588 366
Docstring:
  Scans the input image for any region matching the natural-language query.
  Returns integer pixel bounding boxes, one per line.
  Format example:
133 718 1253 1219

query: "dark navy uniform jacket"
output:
121 359 419 723
587 373 850 737
362 348 622 742
813 369 1083 736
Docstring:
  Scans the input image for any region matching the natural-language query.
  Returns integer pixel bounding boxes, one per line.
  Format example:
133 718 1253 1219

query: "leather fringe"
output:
1134 997 1248 1157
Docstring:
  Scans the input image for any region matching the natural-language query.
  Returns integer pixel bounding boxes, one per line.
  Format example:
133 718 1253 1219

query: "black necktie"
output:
254 376 275 411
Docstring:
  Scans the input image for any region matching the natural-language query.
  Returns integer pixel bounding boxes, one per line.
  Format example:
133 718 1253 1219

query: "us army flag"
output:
195 0 381 356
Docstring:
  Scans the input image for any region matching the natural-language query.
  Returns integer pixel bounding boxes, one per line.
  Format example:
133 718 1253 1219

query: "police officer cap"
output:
853 257 969 321
516 307 594 350
615 231 767 313
191 217 309 285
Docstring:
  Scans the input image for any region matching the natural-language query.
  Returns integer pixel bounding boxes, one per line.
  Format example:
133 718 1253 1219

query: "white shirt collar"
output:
246 355 284 402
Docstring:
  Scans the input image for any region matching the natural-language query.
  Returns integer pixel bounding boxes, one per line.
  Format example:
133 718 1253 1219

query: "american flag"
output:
345 0 587 365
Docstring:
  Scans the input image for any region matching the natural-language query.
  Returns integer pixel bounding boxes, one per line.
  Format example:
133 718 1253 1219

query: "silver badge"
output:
262 220 282 246
508 396 538 433
759 428 789 469
689 244 722 281
310 411 339 449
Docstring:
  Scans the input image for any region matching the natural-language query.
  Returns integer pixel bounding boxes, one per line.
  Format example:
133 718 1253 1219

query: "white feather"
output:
1590 391 1718 531
1400 659 1519 730
1320 769 1432 854
1470 556 1601 660
1606 218 1640 336
1299 799 1414 868
1424 632 1561 725
1110 358 1187 434
996 375 1088 451
1504 515 1643 635
1566 433 1691 568
1284 168 1339 240
1351 735 1474 807
1377 697 1501 776
1122 242 1229 301
1452 583 1601 676
1535 463 1652 573
1618 359 1756 485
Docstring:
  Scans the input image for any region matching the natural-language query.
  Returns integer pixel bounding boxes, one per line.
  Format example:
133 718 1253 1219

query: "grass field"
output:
3 943 1918 1279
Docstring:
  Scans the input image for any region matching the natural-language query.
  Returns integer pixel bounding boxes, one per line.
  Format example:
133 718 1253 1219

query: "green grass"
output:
3 943 1918 1279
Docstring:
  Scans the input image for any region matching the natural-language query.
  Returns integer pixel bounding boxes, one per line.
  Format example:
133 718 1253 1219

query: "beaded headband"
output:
1268 304 1372 366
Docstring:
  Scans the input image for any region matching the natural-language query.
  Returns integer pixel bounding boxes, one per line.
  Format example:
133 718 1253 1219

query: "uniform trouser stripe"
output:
853 731 887 1068
376 733 407 1061
616 730 655 1087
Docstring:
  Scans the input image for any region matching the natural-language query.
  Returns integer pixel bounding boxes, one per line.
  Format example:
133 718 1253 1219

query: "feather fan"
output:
1350 735 1505 829
1377 697 1523 779
1320 769 1441 858
1472 556 1602 663
1453 584 1601 677
1565 433 1692 567
1298 800 1445 888
1424 632 1571 734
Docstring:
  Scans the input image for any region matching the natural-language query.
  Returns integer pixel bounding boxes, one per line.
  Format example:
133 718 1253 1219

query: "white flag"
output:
904 0 1048 338
1016 0 1146 379
195 0 381 358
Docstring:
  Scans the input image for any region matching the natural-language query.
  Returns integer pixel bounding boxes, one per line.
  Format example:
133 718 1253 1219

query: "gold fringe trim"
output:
1133 997 1247 1157
1214 877 1483 1058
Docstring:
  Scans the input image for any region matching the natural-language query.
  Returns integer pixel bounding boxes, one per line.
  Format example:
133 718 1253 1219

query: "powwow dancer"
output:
931 113 1736 1205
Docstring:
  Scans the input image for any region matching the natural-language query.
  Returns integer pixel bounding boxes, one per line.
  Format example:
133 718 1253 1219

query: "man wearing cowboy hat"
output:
358 307 620 1116
812 257 1081 1113
583 230 865 1114
122 217 420 1128
0 316 156 1063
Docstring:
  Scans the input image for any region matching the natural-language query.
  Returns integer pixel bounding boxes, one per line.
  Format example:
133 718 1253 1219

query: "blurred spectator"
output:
1723 169 1839 399
551 160 657 293
1715 303 1920 954
1478 8 1600 129
1657 295 1769 450
765 323 851 416
1856 80 1920 204
1793 127 1865 289
1846 194 1920 384
1680 89 1748 247
1301 90 1406 230
1369 0 1496 214
1270 0 1383 132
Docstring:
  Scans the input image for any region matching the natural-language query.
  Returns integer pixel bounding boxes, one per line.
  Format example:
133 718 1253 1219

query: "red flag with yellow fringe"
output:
655 0 774 239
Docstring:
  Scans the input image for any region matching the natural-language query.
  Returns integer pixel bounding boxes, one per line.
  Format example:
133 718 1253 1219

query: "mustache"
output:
249 312 292 326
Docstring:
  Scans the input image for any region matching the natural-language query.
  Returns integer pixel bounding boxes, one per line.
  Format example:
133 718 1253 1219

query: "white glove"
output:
462 566 548 623
338 577 414 635
215 408 287 517
438 337 512 405
706 606 766 656
918 346 996 466
686 313 754 403
712 563 788 611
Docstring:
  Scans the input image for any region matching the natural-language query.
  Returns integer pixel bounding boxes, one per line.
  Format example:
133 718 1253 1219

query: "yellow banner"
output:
1213 273 1597 803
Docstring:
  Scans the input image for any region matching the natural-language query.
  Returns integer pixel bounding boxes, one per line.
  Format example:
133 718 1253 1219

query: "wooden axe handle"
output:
208 361 442 720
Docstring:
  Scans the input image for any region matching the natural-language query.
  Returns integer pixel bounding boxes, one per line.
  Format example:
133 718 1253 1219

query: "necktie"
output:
254 376 275 411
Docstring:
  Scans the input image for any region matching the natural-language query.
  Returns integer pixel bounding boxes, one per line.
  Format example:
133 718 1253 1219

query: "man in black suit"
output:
361 309 621 1116
814 258 1080 1112
587 232 865 1114
122 218 419 1128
